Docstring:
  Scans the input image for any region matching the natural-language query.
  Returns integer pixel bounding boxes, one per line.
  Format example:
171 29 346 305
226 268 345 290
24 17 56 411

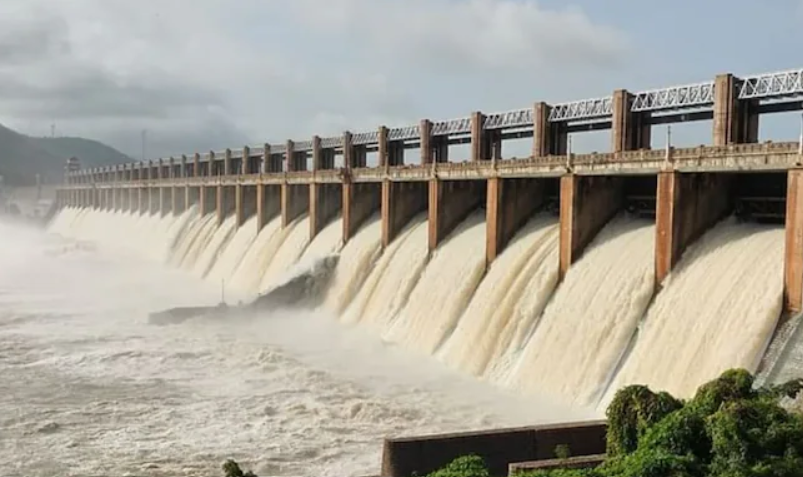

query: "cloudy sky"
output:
1 0 802 161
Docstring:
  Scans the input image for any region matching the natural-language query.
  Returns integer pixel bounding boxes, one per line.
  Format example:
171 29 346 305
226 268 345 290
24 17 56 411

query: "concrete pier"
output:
310 183 342 239
785 169 803 312
533 102 567 156
256 185 281 232
713 73 759 146
654 172 733 287
428 179 485 252
282 184 309 227
558 176 624 280
612 89 650 152
216 185 235 225
382 181 428 248
343 182 381 243
486 178 548 265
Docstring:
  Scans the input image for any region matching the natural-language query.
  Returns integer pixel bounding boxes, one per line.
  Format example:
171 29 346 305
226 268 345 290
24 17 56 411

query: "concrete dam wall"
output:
49 164 802 412
51 66 803 412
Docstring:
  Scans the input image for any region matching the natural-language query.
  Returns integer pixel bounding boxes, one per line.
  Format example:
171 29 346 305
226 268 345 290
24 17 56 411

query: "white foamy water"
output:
0 210 587 477
437 215 559 377
193 214 238 278
177 213 219 270
324 215 383 316
384 212 487 355
228 216 285 295
300 216 344 264
33 201 793 476
340 214 429 330
167 208 207 267
50 207 193 264
500 215 655 408
604 218 785 406
259 216 311 292
206 216 259 290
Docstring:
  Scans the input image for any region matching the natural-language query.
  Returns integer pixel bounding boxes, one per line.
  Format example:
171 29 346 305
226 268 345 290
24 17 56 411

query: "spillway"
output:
499 215 655 408
323 214 383 316
205 215 259 288
299 216 344 264
383 211 487 355
227 216 285 295
340 214 429 331
11 213 581 477
259 216 311 292
176 213 219 270
603 218 785 406
193 214 238 278
436 215 559 377
43 200 795 421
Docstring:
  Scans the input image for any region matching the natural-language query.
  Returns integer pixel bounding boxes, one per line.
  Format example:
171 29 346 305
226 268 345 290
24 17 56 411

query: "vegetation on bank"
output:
0 123 130 186
423 369 803 477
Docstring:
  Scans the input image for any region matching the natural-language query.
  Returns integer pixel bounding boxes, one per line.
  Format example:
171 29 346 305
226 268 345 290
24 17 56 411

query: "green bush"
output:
637 406 710 461
426 455 490 477
429 369 803 477
707 398 803 477
554 444 572 460
605 385 682 456
688 368 755 415
514 468 597 477
599 448 699 477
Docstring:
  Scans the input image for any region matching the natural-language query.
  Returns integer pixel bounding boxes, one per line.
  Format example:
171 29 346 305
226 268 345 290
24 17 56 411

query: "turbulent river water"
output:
0 217 585 477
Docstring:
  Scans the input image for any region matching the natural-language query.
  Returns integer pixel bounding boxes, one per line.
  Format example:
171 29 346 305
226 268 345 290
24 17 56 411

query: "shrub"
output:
707 398 803 477
599 448 699 477
554 444 572 460
637 406 710 462
688 368 755 415
426 369 803 477
605 385 682 456
426 455 490 477
515 468 597 477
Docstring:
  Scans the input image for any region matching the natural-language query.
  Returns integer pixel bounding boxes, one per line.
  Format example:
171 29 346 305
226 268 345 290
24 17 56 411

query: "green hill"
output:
29 136 131 171
0 124 131 186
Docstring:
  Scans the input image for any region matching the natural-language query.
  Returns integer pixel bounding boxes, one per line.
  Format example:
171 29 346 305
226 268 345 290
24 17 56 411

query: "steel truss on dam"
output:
59 67 803 313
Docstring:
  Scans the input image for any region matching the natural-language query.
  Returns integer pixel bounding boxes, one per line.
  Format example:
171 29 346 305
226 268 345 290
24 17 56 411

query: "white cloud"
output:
286 0 627 72
0 0 630 159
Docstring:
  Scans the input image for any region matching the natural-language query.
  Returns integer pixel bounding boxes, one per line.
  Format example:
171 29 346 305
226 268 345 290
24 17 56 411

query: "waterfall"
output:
602 218 784 406
47 206 788 416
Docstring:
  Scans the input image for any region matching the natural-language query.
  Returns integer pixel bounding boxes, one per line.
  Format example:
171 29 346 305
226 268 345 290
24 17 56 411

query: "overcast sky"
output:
1 0 802 161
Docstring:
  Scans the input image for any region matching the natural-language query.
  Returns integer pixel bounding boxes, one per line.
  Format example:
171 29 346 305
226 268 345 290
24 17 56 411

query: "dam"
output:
52 67 803 415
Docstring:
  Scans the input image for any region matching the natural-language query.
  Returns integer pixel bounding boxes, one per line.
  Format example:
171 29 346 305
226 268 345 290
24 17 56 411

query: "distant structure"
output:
64 157 80 182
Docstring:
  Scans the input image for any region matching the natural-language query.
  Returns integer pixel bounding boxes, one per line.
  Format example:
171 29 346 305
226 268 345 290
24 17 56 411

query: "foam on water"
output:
340 214 429 330
384 211 487 355
299 216 344 264
603 218 785 406
0 210 588 477
176 213 219 270
324 215 383 316
193 214 238 278
437 215 559 377
227 216 285 295
499 215 655 408
35 203 793 474
206 215 259 289
259 216 311 292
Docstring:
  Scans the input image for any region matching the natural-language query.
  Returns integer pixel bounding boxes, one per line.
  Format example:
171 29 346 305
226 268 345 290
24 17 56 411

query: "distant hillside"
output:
0 124 131 186
29 136 131 171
